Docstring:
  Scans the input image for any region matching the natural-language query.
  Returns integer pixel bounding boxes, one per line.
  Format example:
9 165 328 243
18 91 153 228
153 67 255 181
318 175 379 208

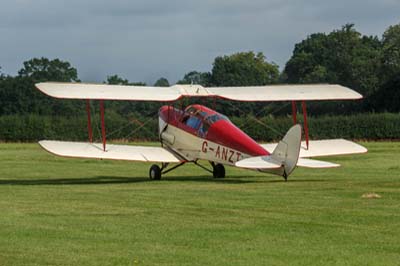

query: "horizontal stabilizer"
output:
39 141 181 163
261 139 367 158
235 155 282 169
297 158 340 168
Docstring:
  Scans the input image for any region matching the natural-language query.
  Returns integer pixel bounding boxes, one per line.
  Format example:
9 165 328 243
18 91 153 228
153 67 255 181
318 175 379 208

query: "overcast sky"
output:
0 0 399 84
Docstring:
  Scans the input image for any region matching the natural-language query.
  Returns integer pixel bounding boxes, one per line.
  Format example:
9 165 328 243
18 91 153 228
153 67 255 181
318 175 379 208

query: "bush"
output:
0 113 399 142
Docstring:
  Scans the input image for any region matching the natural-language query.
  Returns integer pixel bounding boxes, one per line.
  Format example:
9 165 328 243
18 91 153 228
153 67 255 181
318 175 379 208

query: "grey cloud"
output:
0 0 399 84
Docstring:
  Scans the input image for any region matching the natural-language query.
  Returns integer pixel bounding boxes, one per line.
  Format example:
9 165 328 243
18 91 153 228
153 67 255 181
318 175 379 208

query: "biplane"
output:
36 83 367 180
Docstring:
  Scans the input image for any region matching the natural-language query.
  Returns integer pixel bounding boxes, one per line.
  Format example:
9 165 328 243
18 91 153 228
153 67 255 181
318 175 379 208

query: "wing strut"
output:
100 100 106 151
86 100 93 143
291 100 310 150
291 101 297 124
301 101 309 150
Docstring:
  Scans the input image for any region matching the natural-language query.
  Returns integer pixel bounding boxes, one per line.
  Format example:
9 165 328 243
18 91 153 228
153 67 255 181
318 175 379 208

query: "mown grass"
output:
0 142 399 266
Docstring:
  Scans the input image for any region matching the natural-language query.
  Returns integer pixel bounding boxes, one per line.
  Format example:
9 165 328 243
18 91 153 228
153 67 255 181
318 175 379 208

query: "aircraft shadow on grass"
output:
0 175 326 186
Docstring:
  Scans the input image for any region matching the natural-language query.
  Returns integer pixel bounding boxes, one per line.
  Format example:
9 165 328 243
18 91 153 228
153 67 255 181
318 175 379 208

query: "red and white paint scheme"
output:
36 83 367 180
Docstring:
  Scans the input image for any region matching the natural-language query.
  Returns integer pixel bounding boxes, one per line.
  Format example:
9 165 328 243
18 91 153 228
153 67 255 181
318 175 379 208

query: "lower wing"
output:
39 140 182 163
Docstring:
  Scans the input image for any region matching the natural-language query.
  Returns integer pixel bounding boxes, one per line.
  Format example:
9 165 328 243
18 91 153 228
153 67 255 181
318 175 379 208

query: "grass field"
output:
0 142 399 266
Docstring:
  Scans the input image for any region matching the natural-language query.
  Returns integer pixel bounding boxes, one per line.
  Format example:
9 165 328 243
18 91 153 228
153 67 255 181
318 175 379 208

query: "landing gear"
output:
283 171 288 182
149 162 186 180
148 161 225 180
212 163 225 178
149 164 161 180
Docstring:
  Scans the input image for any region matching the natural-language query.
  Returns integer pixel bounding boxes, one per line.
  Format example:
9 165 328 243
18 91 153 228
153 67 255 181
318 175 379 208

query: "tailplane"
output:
235 125 302 179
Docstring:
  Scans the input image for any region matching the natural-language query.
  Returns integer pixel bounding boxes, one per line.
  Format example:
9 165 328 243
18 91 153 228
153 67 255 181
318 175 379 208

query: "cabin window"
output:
198 121 210 137
186 116 202 129
206 114 228 124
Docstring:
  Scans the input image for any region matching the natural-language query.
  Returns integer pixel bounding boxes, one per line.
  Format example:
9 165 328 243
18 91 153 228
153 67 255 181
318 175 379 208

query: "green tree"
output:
154 77 170 87
106 74 130 85
283 24 383 114
18 57 79 82
381 24 400 82
284 33 330 83
284 24 382 97
177 71 211 86
367 23 400 111
106 74 146 86
370 76 400 112
211 51 279 86
0 58 83 116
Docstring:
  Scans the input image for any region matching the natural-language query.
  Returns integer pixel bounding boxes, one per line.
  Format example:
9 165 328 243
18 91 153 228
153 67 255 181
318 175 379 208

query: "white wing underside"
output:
39 141 182 163
36 83 362 102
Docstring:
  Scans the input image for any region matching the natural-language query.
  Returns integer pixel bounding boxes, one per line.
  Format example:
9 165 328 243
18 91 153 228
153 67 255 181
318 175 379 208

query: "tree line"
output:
1 23 399 119
0 23 399 141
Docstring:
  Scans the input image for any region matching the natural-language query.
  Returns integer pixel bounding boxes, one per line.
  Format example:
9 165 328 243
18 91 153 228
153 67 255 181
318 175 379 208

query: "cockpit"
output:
181 105 229 136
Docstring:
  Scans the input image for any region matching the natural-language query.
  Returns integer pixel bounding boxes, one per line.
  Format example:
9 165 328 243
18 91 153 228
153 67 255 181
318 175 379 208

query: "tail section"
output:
235 125 302 179
271 124 302 178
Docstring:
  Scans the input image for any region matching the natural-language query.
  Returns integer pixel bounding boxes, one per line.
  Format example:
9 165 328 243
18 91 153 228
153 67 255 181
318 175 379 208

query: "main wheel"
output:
213 163 225 178
149 164 161 180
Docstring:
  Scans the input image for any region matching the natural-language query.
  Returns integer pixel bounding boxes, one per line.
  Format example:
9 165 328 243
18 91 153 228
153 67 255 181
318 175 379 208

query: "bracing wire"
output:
89 101 160 143
105 110 159 140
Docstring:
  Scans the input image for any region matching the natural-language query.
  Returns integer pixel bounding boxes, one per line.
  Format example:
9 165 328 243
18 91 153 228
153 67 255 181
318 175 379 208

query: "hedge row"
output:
0 112 399 142
233 112 400 141
0 112 158 142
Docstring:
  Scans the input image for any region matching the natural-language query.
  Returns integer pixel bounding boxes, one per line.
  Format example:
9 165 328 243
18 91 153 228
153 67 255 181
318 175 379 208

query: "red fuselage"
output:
159 104 269 157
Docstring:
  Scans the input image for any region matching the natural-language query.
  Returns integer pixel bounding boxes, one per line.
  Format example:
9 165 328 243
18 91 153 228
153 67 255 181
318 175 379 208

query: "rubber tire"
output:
213 163 225 178
149 164 161 180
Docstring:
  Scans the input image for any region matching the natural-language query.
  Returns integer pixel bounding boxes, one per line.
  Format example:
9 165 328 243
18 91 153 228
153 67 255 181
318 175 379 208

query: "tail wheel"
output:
149 164 161 180
213 163 225 178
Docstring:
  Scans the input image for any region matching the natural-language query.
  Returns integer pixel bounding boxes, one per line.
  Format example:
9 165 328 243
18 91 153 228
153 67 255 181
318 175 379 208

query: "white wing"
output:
39 141 182 163
36 82 181 101
209 84 362 101
36 83 362 102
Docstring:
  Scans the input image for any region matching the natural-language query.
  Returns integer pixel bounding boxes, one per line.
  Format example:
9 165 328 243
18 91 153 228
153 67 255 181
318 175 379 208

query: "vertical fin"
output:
271 125 302 177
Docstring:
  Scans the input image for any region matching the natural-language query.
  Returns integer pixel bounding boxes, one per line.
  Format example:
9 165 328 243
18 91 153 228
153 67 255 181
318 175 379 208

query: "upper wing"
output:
36 83 362 102
260 139 367 158
39 140 182 163
36 82 181 101
208 84 362 101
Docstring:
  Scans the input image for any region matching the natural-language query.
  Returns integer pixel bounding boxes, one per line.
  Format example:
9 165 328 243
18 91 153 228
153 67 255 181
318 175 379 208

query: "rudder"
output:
271 124 302 179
